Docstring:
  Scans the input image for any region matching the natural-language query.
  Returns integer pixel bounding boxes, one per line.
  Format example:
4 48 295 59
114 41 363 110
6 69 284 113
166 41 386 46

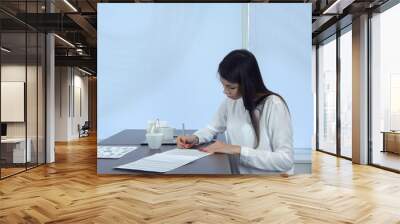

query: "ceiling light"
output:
1 47 11 53
54 34 75 48
63 0 78 12
322 0 355 15
78 67 93 76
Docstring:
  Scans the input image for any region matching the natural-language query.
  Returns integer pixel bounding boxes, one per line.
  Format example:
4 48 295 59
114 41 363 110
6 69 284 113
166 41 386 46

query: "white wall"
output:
55 66 68 141
55 67 89 141
72 72 89 138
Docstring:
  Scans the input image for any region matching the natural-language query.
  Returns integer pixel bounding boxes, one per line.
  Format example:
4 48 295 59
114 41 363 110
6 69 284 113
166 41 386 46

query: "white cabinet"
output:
1 138 32 163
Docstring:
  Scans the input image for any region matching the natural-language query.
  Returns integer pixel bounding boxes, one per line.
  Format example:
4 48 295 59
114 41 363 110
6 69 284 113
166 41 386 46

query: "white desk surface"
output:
1 138 28 143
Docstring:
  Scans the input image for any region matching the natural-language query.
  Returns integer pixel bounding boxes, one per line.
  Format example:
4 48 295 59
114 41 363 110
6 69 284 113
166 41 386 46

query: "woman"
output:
176 49 294 174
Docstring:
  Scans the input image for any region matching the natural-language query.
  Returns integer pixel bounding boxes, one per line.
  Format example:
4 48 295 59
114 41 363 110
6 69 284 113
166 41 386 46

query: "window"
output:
339 28 352 158
371 2 400 171
318 36 337 154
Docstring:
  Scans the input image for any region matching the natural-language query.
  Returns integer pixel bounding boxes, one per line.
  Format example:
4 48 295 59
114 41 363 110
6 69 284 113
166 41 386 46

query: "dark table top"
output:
97 129 232 174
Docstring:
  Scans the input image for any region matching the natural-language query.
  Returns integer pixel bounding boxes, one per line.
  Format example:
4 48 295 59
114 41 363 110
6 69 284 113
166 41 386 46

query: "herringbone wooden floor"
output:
1 135 400 224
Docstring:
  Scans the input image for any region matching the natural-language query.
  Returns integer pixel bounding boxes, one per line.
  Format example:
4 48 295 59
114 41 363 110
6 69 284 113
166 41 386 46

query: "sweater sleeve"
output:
239 96 294 172
193 100 227 144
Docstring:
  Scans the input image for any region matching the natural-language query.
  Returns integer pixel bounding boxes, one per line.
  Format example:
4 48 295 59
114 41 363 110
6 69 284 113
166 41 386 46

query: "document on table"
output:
114 148 211 172
97 146 138 159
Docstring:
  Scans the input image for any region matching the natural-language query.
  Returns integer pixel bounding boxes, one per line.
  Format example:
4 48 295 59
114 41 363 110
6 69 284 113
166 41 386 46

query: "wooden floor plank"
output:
0 134 400 223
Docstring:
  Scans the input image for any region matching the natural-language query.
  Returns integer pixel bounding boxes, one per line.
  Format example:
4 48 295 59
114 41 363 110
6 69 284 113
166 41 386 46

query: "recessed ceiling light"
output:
54 34 75 48
78 67 93 76
1 47 11 53
322 0 355 15
63 0 78 12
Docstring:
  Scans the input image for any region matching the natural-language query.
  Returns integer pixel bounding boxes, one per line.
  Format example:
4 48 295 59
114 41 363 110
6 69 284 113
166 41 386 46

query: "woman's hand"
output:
176 135 198 149
200 141 241 155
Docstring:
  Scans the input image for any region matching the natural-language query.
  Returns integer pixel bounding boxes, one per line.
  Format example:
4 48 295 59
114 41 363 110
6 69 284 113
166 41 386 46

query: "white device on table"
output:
144 119 176 147
97 146 138 159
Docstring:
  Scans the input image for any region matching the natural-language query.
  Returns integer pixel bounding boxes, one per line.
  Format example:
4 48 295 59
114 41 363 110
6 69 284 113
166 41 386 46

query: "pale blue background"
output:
98 3 312 149
249 4 313 148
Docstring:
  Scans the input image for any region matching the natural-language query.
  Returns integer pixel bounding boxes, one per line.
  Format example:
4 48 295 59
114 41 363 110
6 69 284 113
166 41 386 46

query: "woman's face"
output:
220 77 241 100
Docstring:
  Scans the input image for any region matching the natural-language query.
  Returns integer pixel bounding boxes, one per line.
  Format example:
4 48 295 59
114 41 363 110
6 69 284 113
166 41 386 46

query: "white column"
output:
352 14 369 164
46 33 55 163
46 1 55 163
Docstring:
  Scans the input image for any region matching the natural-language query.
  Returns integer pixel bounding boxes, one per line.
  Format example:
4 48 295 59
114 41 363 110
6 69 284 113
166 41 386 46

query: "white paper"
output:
115 148 210 172
163 148 210 157
97 146 138 159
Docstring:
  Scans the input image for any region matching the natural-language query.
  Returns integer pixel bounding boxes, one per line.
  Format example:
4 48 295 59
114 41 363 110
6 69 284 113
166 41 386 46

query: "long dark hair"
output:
218 49 289 147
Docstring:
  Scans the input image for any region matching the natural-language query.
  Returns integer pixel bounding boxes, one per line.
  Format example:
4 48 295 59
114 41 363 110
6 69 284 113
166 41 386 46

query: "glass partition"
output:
317 35 337 154
1 31 28 177
0 1 46 179
38 32 45 165
27 30 38 169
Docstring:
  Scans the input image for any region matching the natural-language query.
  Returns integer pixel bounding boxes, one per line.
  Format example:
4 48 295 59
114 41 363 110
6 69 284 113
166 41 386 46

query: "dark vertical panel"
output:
69 69 71 118
336 30 341 157
43 0 48 165
367 11 373 165
72 68 75 118
316 45 320 150
44 20 47 165
80 88 82 117
36 0 39 167
24 0 28 171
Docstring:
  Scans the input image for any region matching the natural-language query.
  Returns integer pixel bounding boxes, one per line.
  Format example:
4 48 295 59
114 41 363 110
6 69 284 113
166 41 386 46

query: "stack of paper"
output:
115 148 210 172
97 146 138 159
